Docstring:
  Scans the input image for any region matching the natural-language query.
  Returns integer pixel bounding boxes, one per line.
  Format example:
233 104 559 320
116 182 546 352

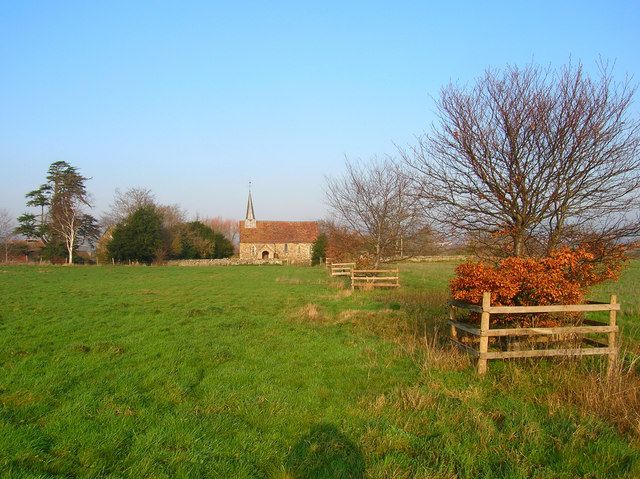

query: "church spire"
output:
245 187 256 228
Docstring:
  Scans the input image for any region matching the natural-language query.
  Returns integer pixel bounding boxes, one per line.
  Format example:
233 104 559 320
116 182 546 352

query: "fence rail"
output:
448 292 619 375
351 269 400 290
330 263 356 277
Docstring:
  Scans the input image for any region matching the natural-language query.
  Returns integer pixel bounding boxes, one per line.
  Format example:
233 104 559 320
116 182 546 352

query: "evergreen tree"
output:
311 233 327 265
108 206 163 265
17 162 97 263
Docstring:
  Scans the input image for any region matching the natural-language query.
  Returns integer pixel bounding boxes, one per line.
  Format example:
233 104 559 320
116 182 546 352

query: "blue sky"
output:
1 1 639 221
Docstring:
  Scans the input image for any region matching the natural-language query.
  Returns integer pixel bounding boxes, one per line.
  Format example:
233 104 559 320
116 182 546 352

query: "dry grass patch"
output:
550 354 640 436
0 390 38 407
396 385 437 411
337 309 409 341
275 277 303 284
293 303 325 322
334 289 353 299
419 332 472 372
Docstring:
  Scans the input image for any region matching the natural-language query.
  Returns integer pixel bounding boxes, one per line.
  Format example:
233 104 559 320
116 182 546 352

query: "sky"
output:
1 1 639 222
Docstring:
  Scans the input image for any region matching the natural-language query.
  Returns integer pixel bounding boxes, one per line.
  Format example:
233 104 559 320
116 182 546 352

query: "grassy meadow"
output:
1 261 639 478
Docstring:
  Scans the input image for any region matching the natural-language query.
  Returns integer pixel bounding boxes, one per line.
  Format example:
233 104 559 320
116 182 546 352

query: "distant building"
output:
4 239 44 263
238 192 318 264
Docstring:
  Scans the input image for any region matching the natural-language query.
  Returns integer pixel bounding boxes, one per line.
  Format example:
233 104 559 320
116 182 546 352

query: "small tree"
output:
157 203 187 260
212 232 234 258
25 184 51 239
325 157 424 267
0 208 16 263
108 206 163 265
311 233 327 265
175 221 215 259
205 216 240 245
322 220 366 263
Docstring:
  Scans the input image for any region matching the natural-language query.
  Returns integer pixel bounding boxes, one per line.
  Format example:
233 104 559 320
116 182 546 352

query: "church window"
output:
284 244 288 253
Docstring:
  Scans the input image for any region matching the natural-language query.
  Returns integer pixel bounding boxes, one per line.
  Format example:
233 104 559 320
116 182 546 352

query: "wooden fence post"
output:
608 294 618 375
478 292 491 375
450 306 457 341
351 270 355 291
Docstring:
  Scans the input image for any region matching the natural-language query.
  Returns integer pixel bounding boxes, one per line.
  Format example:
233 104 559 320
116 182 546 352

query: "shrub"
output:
172 221 234 260
324 222 365 262
450 246 625 324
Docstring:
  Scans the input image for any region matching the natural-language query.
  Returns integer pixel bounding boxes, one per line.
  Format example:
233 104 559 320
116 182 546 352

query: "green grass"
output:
1 263 639 478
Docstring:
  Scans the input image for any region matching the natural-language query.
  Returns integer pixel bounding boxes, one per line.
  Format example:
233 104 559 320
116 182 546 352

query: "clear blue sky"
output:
1 1 639 222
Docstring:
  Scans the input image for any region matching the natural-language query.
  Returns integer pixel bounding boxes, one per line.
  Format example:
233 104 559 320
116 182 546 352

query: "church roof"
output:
239 220 319 244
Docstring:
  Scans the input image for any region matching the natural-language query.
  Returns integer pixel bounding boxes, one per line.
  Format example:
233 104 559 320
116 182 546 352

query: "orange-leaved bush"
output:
450 246 625 324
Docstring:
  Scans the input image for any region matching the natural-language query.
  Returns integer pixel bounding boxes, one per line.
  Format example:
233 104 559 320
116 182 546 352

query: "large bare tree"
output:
403 62 640 257
325 156 424 266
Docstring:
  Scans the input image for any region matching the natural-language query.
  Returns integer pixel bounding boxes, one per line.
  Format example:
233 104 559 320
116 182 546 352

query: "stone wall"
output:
239 242 313 264
166 258 286 266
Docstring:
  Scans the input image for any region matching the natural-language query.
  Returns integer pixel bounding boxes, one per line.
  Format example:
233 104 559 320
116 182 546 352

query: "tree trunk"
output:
513 235 524 257
67 231 74 265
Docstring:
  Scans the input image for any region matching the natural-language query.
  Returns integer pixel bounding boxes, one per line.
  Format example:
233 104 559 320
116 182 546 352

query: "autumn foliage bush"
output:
323 222 366 262
450 246 626 325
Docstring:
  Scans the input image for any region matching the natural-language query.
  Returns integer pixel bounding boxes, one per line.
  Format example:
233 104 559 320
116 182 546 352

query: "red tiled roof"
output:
239 221 319 244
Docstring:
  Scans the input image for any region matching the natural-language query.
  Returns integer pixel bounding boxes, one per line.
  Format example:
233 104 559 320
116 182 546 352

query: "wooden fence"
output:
351 269 400 290
449 292 619 375
330 262 356 277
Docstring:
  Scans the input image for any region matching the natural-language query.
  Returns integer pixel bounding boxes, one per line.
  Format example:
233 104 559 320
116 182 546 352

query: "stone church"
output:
238 192 319 264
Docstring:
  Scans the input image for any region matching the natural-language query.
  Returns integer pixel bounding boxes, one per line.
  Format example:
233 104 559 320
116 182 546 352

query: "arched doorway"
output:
262 251 269 259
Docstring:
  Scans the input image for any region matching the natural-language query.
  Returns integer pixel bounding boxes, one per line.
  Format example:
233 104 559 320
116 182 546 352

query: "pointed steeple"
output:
245 188 256 228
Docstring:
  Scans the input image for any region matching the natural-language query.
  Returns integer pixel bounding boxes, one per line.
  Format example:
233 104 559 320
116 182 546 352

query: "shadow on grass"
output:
285 423 365 479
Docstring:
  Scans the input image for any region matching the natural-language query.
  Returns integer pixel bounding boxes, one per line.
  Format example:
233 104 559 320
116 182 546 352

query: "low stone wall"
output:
166 258 286 267
404 255 467 263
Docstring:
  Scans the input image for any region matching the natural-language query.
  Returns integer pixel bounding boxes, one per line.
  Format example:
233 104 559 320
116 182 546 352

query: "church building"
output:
238 192 319 264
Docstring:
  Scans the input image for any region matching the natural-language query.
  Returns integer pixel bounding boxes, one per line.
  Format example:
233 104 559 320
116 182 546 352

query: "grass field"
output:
1 262 639 478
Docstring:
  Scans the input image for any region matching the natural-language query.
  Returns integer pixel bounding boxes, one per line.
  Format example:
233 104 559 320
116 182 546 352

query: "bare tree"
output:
0 208 16 263
403 62 640 257
101 187 156 229
205 216 240 244
325 156 424 267
156 203 187 259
